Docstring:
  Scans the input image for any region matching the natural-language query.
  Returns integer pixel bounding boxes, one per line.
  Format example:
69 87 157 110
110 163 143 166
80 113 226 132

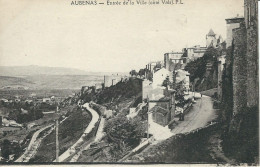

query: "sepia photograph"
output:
0 0 259 165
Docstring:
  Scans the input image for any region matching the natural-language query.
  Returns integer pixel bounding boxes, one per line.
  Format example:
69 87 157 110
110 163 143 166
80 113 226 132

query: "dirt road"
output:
56 103 99 162
171 95 217 134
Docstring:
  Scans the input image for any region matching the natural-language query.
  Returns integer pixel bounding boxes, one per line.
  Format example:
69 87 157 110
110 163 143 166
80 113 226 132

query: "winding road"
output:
171 95 217 134
55 103 99 162
15 124 54 162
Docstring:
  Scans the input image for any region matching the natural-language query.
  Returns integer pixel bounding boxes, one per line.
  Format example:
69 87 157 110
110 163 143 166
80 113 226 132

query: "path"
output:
56 103 99 162
69 117 105 162
15 124 53 162
171 95 217 135
15 117 69 162
122 94 218 162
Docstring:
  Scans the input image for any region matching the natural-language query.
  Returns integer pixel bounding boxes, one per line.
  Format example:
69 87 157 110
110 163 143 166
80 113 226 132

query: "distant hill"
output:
0 65 128 89
0 75 105 90
0 65 128 76
0 65 88 76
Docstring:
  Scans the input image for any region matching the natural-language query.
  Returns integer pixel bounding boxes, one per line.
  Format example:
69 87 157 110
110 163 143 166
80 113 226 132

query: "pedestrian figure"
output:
201 93 202 97
181 109 184 121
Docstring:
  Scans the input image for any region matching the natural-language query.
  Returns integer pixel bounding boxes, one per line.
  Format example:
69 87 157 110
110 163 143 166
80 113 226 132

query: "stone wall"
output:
232 25 247 116
246 22 259 107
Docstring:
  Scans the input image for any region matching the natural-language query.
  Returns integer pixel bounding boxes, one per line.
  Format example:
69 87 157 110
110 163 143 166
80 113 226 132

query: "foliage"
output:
129 70 137 76
104 115 146 160
0 139 23 160
129 124 220 163
32 107 92 162
138 69 146 77
220 46 233 123
184 47 219 90
80 78 142 105
175 82 186 108
8 108 44 124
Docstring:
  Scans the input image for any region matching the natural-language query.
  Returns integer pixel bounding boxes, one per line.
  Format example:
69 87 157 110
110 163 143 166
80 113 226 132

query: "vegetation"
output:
185 47 219 91
100 115 146 161
31 107 92 162
80 78 142 105
128 124 220 163
0 101 59 124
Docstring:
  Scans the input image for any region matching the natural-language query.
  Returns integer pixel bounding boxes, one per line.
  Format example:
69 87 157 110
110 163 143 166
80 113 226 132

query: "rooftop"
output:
207 29 216 36
225 15 244 20
150 106 168 115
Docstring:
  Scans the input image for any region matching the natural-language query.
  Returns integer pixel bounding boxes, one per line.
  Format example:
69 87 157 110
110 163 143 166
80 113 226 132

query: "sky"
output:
0 0 244 72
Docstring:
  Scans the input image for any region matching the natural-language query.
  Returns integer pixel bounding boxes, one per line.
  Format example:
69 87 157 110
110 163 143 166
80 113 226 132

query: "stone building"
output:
206 29 223 48
103 75 122 88
184 45 207 62
164 52 184 71
225 15 244 48
149 93 175 127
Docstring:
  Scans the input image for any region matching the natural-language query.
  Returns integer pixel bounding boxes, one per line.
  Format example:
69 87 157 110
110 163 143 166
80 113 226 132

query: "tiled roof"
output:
150 106 169 115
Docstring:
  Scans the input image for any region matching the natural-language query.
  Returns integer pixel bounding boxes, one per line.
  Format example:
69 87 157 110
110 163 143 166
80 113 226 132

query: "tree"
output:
1 139 11 159
138 69 145 77
104 115 146 159
185 46 219 82
129 70 137 77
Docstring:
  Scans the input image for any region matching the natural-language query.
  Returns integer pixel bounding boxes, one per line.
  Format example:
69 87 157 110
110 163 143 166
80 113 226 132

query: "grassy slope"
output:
128 125 220 163
31 107 92 162
77 78 144 162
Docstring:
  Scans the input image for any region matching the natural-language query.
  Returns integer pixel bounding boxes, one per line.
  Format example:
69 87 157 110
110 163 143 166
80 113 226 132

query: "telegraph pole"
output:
55 105 59 162
147 96 149 139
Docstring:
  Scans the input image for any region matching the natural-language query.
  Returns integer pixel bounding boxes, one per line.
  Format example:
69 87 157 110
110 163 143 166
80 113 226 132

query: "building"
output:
145 61 163 74
142 79 165 102
149 93 175 127
206 29 224 48
164 52 184 71
104 75 122 88
150 105 170 126
184 45 207 62
176 69 190 92
152 68 172 87
43 98 51 103
225 15 244 47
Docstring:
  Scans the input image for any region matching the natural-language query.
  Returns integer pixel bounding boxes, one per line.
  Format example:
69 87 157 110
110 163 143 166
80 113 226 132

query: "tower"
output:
225 15 244 48
206 29 217 47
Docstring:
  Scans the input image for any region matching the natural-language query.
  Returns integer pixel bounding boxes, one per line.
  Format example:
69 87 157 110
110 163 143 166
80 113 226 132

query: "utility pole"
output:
147 96 149 139
55 105 59 162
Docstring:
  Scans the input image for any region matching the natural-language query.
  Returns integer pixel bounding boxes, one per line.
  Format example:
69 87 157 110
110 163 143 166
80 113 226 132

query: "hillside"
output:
80 77 143 108
0 65 88 76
